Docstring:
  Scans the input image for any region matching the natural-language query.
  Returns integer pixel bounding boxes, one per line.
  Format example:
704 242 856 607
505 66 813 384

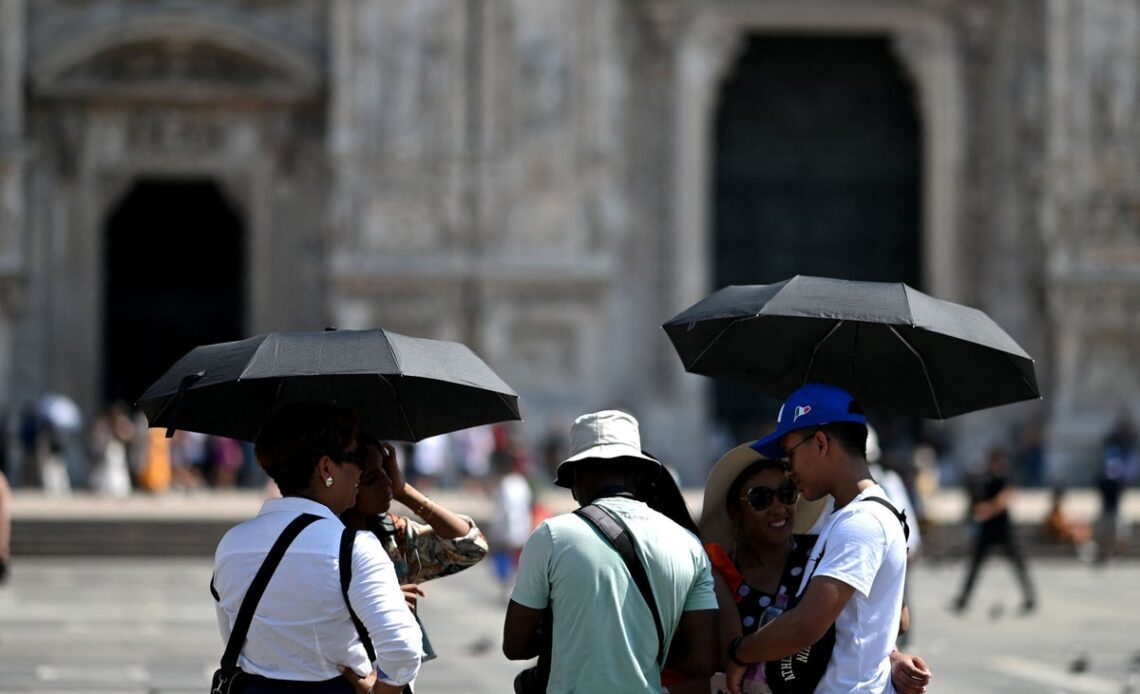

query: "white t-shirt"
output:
490 472 533 547
796 485 907 693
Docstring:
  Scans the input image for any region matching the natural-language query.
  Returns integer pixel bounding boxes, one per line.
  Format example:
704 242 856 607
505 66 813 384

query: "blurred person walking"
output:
88 402 135 497
408 433 449 490
0 469 10 583
1043 486 1095 561
952 447 1036 614
487 444 533 601
213 403 421 693
137 427 172 493
1096 417 1137 563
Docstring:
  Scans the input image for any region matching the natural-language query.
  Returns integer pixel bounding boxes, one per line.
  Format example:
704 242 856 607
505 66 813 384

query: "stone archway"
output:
24 13 325 416
711 35 923 439
102 179 246 405
640 3 965 465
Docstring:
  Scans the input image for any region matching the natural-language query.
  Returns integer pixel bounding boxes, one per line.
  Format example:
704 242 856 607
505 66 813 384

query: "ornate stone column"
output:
641 7 745 472
1043 0 1140 480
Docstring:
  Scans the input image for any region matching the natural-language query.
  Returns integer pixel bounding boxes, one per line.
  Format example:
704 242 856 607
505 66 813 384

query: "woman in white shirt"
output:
212 403 422 693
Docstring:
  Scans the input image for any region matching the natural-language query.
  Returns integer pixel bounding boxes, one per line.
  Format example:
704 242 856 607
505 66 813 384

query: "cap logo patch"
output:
793 405 813 421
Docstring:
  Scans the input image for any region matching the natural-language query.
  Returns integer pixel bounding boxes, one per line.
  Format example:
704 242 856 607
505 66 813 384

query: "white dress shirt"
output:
213 496 422 686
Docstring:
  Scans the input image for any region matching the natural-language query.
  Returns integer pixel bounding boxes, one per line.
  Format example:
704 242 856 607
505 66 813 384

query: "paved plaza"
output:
1 556 1139 693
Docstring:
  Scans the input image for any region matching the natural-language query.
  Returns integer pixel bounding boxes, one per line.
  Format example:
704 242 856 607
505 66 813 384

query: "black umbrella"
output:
663 275 1040 419
138 328 521 442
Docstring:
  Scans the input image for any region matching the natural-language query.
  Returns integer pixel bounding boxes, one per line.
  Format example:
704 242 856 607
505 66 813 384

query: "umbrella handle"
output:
165 371 205 438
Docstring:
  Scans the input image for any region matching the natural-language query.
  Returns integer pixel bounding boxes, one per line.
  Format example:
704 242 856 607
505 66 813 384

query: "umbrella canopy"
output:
138 328 521 442
663 275 1040 419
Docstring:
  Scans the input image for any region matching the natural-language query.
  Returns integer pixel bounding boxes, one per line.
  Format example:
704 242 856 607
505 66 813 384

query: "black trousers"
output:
955 525 1036 608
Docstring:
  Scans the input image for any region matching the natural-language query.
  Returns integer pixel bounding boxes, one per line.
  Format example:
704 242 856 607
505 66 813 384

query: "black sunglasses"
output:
740 480 799 512
334 446 365 467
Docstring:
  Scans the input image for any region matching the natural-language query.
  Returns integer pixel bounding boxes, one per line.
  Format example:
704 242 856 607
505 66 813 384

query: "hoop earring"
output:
325 476 334 487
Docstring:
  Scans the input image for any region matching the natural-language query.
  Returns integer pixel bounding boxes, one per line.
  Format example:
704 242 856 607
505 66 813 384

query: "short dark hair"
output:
816 422 868 459
726 459 787 512
255 403 358 495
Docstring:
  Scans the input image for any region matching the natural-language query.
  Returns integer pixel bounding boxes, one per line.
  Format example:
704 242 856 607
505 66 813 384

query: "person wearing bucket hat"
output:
724 384 925 694
679 442 930 694
502 410 719 693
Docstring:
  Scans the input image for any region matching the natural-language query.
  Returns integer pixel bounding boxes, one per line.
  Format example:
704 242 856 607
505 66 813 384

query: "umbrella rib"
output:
686 317 749 370
803 321 845 386
378 375 417 441
888 326 944 420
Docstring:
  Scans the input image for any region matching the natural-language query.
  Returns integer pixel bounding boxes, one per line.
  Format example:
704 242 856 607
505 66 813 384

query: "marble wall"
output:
0 0 1137 481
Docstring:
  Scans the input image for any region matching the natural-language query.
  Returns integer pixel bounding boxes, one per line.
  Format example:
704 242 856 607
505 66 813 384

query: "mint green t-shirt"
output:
511 496 717 693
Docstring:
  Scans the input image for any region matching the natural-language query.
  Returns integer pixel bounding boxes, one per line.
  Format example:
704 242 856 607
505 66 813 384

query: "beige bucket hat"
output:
553 410 662 488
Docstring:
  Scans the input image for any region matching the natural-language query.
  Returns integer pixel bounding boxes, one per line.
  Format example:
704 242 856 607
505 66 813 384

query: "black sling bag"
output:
574 504 667 667
514 502 667 694
765 494 910 694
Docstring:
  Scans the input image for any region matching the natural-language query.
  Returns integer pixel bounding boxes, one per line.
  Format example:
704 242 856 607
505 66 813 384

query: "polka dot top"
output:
705 535 819 635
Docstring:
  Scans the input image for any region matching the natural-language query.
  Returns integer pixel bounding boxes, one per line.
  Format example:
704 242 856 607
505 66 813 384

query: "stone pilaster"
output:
1043 0 1140 481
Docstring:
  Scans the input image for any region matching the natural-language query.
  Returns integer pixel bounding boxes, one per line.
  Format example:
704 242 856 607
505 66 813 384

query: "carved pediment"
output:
31 17 321 102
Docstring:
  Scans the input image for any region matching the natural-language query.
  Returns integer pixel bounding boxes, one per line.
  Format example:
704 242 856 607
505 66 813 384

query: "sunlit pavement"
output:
1 556 1139 693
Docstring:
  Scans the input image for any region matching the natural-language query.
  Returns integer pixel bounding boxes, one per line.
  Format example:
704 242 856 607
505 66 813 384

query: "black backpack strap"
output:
861 496 911 542
340 528 378 664
574 504 666 667
220 513 322 670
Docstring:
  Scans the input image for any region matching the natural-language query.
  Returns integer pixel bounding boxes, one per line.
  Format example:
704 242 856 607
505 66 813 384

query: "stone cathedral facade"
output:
0 0 1137 482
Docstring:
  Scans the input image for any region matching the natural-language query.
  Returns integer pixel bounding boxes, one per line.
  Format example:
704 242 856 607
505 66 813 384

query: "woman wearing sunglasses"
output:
665 442 928 694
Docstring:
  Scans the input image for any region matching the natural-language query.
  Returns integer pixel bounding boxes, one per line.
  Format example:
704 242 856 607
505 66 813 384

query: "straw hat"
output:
698 441 829 548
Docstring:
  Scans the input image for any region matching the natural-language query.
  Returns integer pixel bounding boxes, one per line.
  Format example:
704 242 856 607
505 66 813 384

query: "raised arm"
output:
382 443 473 539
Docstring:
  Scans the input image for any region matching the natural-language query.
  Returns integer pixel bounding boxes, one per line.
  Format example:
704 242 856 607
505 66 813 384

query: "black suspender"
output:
574 503 667 668
218 513 321 672
861 495 911 542
340 528 378 664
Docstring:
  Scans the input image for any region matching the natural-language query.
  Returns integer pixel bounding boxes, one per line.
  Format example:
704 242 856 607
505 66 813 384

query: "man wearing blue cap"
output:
724 384 927 694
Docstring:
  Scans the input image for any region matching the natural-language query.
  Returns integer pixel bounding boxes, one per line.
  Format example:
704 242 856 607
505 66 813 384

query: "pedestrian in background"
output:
1096 416 1137 563
0 469 10 583
952 447 1036 614
486 445 533 601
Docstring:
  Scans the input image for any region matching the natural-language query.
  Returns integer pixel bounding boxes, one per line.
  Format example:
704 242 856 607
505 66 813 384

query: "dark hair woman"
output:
212 403 422 694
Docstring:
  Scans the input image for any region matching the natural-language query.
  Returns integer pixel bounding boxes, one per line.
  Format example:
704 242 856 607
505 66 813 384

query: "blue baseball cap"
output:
751 383 867 459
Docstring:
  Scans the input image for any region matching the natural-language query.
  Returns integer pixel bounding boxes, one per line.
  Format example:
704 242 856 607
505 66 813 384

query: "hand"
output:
725 658 747 694
338 665 377 694
401 583 425 612
380 443 407 500
890 650 932 694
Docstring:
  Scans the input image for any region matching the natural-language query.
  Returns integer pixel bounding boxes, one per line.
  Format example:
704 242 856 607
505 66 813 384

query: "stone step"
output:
12 515 1138 559
8 489 1139 558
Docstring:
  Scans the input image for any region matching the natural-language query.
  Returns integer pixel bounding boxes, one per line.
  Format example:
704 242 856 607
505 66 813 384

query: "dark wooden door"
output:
712 36 921 441
103 180 246 406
